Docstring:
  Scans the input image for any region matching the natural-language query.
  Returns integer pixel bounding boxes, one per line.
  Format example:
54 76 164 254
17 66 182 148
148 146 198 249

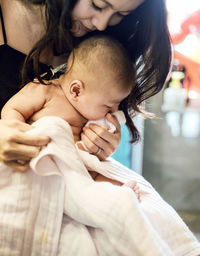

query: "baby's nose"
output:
111 105 119 113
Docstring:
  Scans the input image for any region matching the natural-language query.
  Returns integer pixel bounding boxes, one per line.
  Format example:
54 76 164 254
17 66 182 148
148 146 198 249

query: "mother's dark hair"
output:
22 0 171 143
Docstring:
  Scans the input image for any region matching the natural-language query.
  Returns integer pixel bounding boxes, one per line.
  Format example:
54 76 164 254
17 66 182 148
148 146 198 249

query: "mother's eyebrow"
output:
100 0 132 12
100 0 112 8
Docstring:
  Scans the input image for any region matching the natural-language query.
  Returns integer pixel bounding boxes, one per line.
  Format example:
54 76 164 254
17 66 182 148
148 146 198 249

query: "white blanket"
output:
0 116 200 256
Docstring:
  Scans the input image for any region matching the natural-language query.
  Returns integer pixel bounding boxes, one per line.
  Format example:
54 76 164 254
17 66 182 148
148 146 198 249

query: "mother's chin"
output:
71 20 93 37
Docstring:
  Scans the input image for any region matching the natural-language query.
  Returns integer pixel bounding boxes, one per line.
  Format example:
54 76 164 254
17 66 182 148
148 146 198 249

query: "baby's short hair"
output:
69 35 135 90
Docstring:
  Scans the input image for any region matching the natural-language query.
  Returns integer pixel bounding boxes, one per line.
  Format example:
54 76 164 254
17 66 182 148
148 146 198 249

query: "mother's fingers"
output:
80 132 107 160
80 112 122 160
81 127 115 160
1 119 34 132
86 123 120 151
0 143 41 162
105 113 121 133
0 132 50 162
0 120 51 171
14 132 50 146
80 132 99 154
3 160 30 172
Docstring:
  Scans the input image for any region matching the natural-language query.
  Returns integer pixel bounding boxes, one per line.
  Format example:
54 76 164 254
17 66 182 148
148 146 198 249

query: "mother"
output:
0 0 171 171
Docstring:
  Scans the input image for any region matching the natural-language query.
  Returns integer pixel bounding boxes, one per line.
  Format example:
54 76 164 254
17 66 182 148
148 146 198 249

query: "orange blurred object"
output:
169 9 200 94
171 9 200 45
174 50 200 94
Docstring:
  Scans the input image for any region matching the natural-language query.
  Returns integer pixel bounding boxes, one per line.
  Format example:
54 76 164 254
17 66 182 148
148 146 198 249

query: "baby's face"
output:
78 82 131 120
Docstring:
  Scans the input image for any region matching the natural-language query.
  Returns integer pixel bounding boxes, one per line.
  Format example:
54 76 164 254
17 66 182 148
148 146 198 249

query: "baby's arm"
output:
1 82 47 122
93 172 123 185
92 172 141 201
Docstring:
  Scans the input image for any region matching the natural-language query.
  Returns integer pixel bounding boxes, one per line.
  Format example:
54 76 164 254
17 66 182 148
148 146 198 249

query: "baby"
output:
1 35 140 200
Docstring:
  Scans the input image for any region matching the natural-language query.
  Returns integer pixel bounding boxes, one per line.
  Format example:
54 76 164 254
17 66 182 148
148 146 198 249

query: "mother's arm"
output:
79 113 121 160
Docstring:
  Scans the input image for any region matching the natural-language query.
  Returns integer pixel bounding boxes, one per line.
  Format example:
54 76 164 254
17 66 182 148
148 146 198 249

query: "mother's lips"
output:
82 24 93 32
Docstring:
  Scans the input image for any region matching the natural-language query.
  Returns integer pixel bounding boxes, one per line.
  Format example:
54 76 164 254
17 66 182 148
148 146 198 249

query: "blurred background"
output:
113 0 200 240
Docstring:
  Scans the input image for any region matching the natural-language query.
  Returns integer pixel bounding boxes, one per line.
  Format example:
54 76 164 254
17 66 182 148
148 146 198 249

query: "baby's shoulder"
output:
23 81 49 92
21 81 51 100
22 80 62 103
24 80 59 91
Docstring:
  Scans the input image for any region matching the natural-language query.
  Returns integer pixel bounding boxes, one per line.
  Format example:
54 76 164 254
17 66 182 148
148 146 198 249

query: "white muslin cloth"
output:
0 116 200 256
85 111 126 132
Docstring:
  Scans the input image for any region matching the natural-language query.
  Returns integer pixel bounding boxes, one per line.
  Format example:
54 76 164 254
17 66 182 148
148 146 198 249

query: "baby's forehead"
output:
71 37 135 90
98 78 132 95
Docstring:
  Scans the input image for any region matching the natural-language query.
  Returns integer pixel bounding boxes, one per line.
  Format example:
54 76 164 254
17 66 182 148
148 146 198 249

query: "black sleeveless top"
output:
0 7 53 111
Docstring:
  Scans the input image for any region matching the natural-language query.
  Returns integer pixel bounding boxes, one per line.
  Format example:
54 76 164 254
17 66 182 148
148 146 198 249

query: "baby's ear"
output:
69 80 84 101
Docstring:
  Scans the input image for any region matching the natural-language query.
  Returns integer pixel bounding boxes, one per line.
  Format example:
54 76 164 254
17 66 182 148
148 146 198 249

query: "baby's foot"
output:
123 180 141 202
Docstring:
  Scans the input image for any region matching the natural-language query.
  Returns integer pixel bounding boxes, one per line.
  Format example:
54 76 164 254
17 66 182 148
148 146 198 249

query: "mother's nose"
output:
91 12 112 31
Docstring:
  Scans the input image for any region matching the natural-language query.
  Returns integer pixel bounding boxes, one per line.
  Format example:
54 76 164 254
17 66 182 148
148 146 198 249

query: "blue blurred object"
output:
112 124 132 168
112 116 144 174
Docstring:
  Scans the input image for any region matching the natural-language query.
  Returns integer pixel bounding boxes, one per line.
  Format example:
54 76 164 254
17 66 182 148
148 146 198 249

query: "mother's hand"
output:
0 119 50 172
79 113 121 160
